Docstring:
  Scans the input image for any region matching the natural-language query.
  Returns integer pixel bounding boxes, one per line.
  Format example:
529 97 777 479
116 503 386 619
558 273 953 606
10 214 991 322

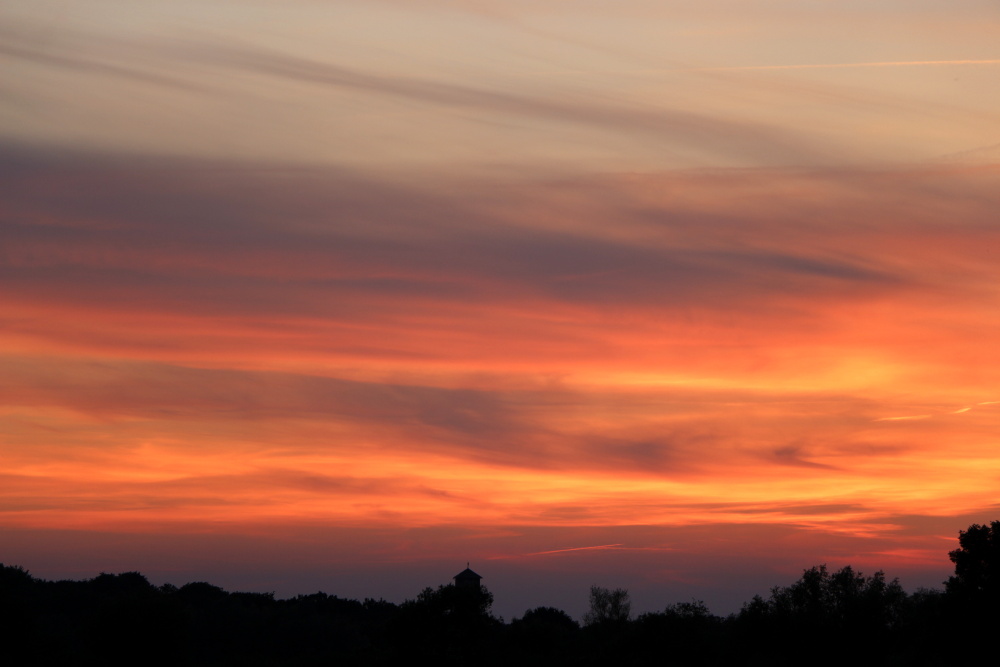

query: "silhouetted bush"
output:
509 606 581 663
6 520 1000 665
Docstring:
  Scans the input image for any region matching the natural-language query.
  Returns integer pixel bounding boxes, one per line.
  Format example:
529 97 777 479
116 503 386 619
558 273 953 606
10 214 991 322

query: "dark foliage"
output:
632 600 725 666
392 584 502 665
1 520 997 665
946 520 1000 602
733 564 907 665
583 585 631 626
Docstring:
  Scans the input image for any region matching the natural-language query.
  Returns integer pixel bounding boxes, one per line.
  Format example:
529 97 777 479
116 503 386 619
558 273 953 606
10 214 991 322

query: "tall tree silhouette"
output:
946 520 1000 602
584 586 631 625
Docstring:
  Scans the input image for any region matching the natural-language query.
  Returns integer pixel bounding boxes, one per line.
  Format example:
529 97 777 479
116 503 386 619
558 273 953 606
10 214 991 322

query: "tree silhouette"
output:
393 583 500 664
946 520 1000 603
583 586 631 625
633 600 722 666
509 607 580 660
734 563 907 664
12 519 1000 667
758 564 904 630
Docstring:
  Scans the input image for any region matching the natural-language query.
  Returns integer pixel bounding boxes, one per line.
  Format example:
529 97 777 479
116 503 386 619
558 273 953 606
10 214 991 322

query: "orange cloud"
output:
1 147 998 616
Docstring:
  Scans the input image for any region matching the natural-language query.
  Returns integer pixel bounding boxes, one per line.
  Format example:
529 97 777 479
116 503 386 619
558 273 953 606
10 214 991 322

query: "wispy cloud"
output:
875 401 998 422
490 543 684 559
0 21 830 165
0 42 209 92
525 544 623 556
704 59 1000 71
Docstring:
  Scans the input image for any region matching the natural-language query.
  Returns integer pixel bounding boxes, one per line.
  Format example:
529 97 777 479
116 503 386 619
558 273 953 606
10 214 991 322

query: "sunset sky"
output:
2 0 999 619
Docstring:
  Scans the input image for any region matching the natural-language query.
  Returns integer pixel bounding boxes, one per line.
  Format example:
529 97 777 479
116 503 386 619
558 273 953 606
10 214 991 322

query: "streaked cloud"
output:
706 59 1000 71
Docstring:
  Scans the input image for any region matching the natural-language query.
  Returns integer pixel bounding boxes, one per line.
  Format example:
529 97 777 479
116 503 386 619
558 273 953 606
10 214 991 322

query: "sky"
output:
2 0 999 620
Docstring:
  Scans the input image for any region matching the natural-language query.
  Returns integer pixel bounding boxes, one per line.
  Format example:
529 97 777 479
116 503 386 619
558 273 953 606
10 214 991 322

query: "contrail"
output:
874 415 931 422
875 400 998 422
528 544 624 556
705 59 1000 72
487 544 625 560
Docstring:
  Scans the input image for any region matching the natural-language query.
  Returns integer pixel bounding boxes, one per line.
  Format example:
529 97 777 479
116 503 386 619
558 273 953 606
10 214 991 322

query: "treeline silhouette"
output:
2 520 998 666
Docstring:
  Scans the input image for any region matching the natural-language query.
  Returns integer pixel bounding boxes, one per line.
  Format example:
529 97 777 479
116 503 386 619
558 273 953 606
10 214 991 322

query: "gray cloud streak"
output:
0 18 828 165
0 146 908 325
